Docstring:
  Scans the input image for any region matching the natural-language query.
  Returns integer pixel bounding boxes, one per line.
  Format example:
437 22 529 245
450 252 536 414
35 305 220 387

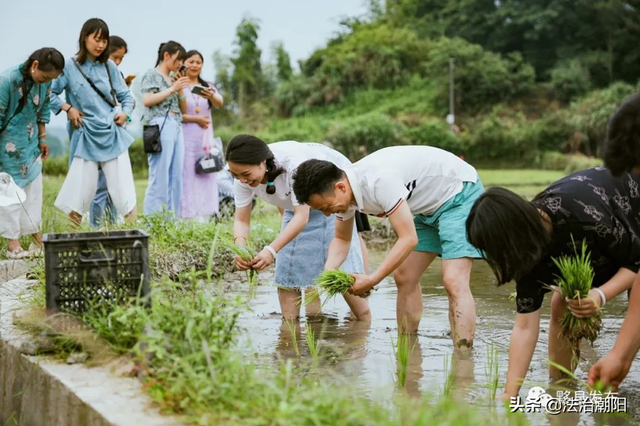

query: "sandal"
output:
28 243 43 258
6 247 31 260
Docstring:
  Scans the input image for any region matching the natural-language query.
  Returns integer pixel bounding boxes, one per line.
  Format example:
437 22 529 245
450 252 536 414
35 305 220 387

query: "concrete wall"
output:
0 268 181 426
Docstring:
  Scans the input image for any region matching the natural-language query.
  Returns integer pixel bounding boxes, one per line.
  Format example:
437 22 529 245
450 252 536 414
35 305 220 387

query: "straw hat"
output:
0 172 26 207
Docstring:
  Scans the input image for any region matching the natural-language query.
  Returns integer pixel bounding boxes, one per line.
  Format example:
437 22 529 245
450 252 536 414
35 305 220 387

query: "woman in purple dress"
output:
180 50 223 220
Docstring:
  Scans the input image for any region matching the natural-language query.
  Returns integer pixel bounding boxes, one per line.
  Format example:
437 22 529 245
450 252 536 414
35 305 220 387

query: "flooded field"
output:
229 248 640 426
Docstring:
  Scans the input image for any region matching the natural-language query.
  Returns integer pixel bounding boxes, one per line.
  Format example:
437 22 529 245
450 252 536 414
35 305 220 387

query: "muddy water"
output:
229 248 640 425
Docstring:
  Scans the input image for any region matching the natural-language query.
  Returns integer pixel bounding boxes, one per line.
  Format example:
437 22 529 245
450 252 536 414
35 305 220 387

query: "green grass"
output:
477 169 564 198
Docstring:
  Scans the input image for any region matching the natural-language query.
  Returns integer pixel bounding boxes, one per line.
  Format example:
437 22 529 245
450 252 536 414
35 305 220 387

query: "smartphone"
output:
178 65 187 75
191 85 208 96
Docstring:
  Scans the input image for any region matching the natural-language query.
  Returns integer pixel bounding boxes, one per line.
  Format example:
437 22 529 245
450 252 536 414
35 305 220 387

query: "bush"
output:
568 82 637 156
423 38 536 114
550 59 593 102
327 113 405 160
460 107 572 164
275 75 312 117
402 118 463 154
42 154 69 176
536 152 602 173
564 154 603 173
129 140 148 178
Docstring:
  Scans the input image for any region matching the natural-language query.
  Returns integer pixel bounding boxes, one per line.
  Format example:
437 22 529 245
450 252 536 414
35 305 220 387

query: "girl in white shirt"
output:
226 134 370 321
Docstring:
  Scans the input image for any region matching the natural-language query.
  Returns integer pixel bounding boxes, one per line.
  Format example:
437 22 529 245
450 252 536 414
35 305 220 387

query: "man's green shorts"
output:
413 179 484 259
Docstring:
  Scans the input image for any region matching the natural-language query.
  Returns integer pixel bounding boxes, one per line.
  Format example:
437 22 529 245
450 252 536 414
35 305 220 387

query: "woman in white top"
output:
226 134 370 321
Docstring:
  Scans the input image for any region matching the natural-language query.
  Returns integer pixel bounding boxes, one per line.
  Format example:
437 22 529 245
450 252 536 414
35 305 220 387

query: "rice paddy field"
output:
7 167 640 425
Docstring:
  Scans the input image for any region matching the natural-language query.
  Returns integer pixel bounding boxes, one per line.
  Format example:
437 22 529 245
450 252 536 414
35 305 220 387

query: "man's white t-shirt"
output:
234 141 352 211
337 146 478 221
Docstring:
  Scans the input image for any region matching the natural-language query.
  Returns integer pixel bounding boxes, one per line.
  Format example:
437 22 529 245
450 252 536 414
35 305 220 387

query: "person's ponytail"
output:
155 43 166 66
155 41 186 66
265 157 281 194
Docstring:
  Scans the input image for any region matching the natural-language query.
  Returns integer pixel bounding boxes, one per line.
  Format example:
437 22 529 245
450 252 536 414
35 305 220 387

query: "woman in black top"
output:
466 166 640 398
589 94 640 389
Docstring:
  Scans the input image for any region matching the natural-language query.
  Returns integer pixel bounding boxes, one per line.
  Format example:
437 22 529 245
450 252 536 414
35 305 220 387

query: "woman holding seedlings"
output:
466 164 640 397
50 18 137 224
0 47 64 258
226 135 370 321
589 94 640 390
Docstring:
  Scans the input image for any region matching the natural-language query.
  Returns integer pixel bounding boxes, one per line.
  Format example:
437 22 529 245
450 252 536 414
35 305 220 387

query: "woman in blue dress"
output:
50 18 136 225
0 48 64 258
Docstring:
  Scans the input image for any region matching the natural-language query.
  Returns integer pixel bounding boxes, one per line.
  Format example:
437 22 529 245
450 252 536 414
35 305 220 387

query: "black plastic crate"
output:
43 230 150 314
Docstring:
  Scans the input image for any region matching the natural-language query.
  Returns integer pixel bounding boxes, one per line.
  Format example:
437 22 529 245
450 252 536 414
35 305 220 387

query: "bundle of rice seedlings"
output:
306 270 355 305
223 238 258 294
552 238 602 346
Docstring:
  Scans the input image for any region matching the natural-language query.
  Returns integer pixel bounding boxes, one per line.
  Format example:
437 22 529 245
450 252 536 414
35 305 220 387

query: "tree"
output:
212 50 235 123
272 42 293 82
230 15 263 117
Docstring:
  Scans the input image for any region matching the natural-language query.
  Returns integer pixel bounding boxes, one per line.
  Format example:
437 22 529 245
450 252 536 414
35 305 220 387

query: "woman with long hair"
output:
466 153 640 396
0 47 64 258
179 50 223 220
589 94 640 389
50 18 137 225
226 135 371 321
89 35 131 227
140 41 189 216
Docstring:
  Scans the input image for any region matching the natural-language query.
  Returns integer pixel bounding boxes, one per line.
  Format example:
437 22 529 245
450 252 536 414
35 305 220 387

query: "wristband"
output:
38 133 46 141
264 245 277 259
178 94 186 101
64 105 72 113
593 287 607 307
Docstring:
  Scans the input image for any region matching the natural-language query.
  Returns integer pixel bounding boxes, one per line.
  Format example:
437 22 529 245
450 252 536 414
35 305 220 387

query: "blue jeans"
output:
89 168 118 227
143 116 184 215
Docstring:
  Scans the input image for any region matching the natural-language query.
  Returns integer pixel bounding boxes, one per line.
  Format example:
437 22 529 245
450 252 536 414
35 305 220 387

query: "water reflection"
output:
231 253 640 425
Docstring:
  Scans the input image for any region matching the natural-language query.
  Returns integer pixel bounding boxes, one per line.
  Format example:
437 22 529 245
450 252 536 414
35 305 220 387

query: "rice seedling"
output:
442 353 456 398
223 237 259 297
284 319 300 357
551 238 602 347
305 325 321 367
306 269 355 305
548 360 611 394
485 342 500 400
392 333 416 388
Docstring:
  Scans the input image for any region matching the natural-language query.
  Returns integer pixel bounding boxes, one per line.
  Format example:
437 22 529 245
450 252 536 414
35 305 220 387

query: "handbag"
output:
196 130 224 174
143 112 168 154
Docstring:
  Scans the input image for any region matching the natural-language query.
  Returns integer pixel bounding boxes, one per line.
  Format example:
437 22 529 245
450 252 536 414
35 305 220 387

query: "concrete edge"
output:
1 276 182 426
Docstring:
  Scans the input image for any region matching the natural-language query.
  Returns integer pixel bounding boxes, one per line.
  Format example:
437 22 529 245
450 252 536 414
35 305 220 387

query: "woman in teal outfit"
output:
50 18 137 225
0 48 64 258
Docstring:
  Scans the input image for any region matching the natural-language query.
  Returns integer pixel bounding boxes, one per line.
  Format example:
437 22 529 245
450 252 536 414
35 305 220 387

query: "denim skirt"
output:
275 209 364 289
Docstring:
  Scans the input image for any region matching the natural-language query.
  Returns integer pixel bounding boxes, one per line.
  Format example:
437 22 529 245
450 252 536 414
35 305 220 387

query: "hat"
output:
0 173 27 207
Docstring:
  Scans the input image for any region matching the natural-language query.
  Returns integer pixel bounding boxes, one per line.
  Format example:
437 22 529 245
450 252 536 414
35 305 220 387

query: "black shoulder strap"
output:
72 59 117 108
